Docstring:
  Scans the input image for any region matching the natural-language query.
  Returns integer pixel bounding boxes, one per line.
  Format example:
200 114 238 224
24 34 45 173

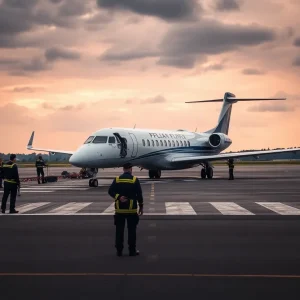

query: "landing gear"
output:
149 170 161 179
88 168 98 187
89 179 98 187
201 164 214 179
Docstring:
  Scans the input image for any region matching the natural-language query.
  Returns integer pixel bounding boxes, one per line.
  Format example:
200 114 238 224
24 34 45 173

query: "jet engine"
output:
208 133 232 148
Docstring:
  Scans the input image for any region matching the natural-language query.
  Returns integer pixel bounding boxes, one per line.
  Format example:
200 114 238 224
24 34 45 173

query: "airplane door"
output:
129 133 138 157
113 133 127 158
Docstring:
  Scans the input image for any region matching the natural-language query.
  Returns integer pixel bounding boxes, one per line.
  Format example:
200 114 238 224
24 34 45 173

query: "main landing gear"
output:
149 170 161 179
201 164 213 179
88 168 99 187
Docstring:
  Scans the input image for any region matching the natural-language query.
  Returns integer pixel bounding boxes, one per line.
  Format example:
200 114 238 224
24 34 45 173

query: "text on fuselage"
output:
149 133 187 139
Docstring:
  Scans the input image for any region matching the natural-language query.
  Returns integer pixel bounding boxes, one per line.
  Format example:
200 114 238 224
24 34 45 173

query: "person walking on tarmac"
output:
1 154 20 214
36 155 47 184
227 158 235 180
108 163 144 257
0 157 3 188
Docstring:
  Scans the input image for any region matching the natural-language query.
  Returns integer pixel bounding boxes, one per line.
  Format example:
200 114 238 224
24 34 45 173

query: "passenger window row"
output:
142 139 190 147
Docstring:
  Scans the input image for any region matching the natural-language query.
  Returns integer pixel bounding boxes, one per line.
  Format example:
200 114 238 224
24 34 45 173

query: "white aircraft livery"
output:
27 92 300 187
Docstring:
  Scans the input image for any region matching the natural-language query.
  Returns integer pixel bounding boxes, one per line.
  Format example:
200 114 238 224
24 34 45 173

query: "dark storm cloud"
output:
58 0 88 17
242 68 265 75
215 0 240 11
100 49 158 61
49 0 63 3
45 47 81 61
293 37 300 47
158 20 275 68
96 0 201 21
292 56 300 66
157 55 198 69
4 0 38 9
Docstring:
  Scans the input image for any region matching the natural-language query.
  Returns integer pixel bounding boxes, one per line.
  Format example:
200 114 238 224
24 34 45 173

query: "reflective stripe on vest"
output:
3 164 15 168
115 176 136 184
115 199 137 213
4 179 17 184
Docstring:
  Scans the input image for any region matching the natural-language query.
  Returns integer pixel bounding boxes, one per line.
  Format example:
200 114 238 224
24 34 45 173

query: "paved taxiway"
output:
1 165 300 299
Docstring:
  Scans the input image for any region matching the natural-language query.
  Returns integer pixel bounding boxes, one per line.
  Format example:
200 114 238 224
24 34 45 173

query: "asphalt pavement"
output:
0 165 300 299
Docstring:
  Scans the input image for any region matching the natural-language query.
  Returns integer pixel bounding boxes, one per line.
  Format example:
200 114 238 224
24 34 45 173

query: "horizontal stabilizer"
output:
186 97 286 103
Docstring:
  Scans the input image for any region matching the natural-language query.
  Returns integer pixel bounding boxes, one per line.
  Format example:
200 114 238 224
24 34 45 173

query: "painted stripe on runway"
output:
0 191 53 193
209 202 254 215
48 202 92 214
256 202 300 215
165 202 196 215
101 203 115 215
17 202 51 213
19 187 88 190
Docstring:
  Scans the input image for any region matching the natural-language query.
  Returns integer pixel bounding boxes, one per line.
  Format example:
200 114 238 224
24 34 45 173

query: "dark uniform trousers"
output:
1 182 17 212
37 168 45 184
229 166 234 180
114 213 139 252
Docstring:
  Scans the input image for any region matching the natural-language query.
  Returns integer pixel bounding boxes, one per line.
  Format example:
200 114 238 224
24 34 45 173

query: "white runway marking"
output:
165 202 196 215
101 203 115 215
48 202 92 214
210 202 254 215
17 202 51 213
256 202 300 215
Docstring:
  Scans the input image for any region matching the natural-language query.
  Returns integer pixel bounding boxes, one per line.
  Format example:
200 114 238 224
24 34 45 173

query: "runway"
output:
1 165 300 217
1 165 300 299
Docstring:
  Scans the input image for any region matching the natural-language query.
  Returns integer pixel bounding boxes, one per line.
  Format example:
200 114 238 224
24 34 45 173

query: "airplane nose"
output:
69 152 82 167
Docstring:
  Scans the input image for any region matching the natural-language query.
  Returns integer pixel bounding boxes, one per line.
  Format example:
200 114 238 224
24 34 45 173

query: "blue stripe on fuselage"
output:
128 146 219 161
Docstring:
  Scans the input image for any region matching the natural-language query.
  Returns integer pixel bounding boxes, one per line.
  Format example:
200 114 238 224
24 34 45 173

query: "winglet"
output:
27 131 34 149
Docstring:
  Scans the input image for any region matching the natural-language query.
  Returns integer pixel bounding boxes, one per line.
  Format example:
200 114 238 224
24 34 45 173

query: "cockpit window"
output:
108 136 116 143
84 136 95 144
93 136 108 143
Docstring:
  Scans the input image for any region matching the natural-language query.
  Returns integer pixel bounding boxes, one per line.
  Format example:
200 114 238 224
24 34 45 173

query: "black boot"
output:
129 249 140 256
9 210 19 214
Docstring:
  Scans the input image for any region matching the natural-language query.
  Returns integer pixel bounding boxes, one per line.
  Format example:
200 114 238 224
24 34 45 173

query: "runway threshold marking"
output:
1 273 300 278
210 202 254 215
48 202 92 214
165 202 196 215
256 202 300 215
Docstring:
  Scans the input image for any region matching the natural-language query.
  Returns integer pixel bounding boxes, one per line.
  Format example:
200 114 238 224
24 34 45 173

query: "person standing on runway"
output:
108 163 144 257
1 154 20 214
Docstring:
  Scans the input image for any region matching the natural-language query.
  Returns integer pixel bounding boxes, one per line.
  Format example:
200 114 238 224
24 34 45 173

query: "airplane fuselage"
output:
69 127 232 170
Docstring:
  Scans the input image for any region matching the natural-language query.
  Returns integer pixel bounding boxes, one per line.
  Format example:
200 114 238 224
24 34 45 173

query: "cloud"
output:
96 0 201 22
45 47 81 62
100 49 158 61
158 19 275 68
247 91 300 113
293 37 300 47
58 0 88 17
49 0 63 3
292 56 300 66
203 63 225 72
13 87 45 93
247 103 295 112
242 68 265 75
141 95 166 104
215 0 240 11
22 57 50 72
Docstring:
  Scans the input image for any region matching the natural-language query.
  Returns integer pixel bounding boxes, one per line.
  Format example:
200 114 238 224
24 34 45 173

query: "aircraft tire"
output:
89 179 93 187
207 167 213 179
154 170 161 179
149 170 154 179
201 168 206 179
93 179 98 187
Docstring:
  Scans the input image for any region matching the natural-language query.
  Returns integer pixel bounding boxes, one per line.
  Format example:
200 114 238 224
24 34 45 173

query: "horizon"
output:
1 0 300 153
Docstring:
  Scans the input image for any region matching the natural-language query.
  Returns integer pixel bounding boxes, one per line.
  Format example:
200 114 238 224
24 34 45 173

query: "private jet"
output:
27 92 300 187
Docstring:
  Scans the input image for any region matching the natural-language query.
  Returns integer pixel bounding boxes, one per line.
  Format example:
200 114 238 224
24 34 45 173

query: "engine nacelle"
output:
208 133 232 148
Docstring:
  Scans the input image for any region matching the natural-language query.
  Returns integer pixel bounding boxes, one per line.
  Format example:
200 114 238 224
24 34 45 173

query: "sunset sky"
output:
0 0 300 154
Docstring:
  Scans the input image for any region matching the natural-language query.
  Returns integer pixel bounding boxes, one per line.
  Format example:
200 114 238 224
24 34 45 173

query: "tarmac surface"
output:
1 165 300 299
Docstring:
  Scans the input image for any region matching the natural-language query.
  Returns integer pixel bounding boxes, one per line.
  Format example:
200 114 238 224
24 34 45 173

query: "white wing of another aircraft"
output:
27 131 75 155
170 148 300 163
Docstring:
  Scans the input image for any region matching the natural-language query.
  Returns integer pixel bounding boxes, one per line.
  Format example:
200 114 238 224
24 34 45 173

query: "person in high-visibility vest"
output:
1 154 20 214
108 163 144 257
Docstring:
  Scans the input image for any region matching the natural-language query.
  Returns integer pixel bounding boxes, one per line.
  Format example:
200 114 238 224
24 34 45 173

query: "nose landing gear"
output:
201 164 213 179
88 168 99 187
149 170 161 179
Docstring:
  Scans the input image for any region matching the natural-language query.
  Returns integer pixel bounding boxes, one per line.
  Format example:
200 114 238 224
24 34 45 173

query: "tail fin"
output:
186 92 286 135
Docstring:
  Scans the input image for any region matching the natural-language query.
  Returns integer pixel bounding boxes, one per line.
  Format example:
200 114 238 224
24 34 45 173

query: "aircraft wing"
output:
170 148 300 163
27 131 75 155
